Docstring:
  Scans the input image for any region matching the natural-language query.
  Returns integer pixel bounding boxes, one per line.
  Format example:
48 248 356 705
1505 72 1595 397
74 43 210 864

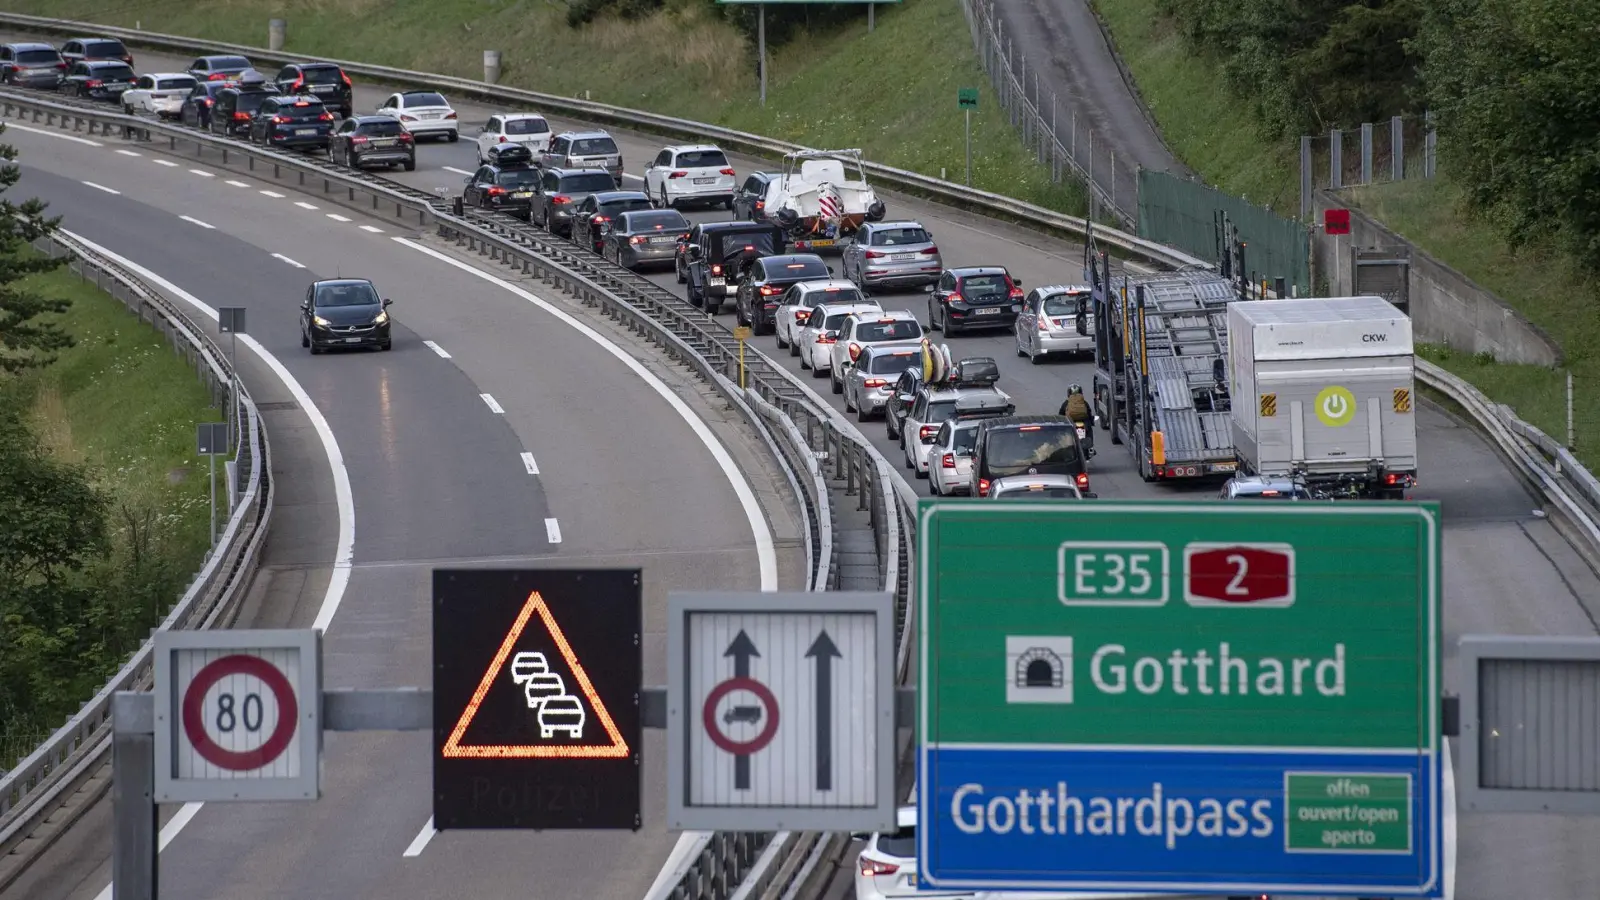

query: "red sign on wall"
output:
1184 543 1296 607
1324 208 1352 235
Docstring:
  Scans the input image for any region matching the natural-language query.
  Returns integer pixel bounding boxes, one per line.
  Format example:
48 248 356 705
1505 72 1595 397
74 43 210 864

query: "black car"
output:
59 37 131 67
885 367 924 442
602 208 691 270
462 145 541 219
300 279 392 353
530 167 618 237
678 221 785 314
571 190 653 253
0 43 66 89
59 60 135 102
971 415 1088 498
273 62 353 118
732 172 779 221
734 253 832 335
210 84 280 136
249 95 335 149
180 81 235 129
329 115 415 171
926 265 1025 335
188 54 254 82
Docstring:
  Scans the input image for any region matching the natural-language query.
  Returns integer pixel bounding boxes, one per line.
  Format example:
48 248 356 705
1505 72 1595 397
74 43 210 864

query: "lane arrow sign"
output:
806 630 841 791
725 631 760 790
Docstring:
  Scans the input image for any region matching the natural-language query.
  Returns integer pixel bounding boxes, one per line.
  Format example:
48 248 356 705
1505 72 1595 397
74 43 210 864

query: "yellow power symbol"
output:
1315 386 1357 427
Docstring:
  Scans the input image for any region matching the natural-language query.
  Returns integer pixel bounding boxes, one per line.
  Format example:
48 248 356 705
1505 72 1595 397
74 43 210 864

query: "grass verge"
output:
0 259 221 765
5 0 1085 214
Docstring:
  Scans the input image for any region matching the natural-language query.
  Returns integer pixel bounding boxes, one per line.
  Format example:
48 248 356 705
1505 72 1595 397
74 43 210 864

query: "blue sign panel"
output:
920 746 1442 895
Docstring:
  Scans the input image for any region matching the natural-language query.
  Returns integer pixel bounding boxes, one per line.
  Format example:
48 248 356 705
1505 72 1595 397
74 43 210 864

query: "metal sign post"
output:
958 88 978 186
217 307 246 451
733 325 751 389
195 422 228 545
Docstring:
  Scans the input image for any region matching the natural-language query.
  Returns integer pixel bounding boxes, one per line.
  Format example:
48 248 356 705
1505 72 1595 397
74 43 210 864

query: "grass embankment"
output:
4 0 1085 214
1090 0 1598 461
0 262 221 766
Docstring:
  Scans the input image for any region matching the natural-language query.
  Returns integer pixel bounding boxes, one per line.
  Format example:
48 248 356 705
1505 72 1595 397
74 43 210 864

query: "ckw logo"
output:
1006 636 1073 705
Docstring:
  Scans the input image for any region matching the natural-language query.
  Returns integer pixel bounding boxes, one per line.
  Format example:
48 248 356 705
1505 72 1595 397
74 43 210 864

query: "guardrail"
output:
0 225 273 891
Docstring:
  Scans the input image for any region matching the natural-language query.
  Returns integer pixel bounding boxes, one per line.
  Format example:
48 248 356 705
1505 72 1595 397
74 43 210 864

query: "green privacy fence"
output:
1137 169 1310 295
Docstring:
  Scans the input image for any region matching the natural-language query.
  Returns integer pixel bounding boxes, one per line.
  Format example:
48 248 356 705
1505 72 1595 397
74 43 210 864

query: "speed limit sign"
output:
153 629 322 802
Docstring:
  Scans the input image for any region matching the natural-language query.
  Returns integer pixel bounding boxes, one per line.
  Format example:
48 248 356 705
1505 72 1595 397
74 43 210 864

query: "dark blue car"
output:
248 94 334 150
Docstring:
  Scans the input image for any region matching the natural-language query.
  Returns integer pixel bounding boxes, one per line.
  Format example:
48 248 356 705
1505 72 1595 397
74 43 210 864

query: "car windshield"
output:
559 173 617 193
301 66 342 85
871 227 930 246
572 137 618 155
998 486 1079 499
403 92 448 107
985 426 1080 475
962 274 1010 298
676 149 729 168
924 399 958 423
236 92 272 112
496 169 541 187
85 40 127 57
600 198 653 216
315 282 379 307
358 119 403 136
877 826 916 859
157 77 196 90
856 320 922 342
623 211 688 232
715 232 778 260
211 56 251 69
278 99 325 117
822 313 852 331
950 426 979 454
807 288 863 305
505 117 548 135
16 49 59 64
1042 293 1086 316
770 259 829 280
866 352 922 375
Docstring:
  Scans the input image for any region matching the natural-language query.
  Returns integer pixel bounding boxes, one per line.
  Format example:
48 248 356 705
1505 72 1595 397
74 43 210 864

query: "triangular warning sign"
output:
442 590 630 759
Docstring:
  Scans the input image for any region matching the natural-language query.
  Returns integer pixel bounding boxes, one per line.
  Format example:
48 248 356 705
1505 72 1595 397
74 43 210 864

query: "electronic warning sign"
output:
432 568 642 830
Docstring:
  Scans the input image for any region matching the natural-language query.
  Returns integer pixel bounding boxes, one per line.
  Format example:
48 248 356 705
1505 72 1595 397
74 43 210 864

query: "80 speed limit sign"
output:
153 630 322 803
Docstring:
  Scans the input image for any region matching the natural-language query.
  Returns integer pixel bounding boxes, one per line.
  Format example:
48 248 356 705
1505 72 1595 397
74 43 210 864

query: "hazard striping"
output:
1392 389 1411 414
1259 393 1277 418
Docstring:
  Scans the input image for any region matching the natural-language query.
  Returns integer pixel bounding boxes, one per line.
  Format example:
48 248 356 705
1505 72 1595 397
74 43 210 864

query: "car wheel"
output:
403 158 416 172
928 300 941 331
904 445 915 470
857 402 870 423
380 341 393 352
446 130 459 143
309 342 322 355
843 389 855 413
301 330 309 348
831 372 843 395
1031 346 1045 365
929 478 939 496
812 361 828 379
675 260 686 284
723 197 734 211
788 338 799 358
775 327 788 350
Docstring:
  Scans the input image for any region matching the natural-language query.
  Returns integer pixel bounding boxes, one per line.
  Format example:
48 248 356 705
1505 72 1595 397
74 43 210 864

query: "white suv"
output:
855 805 970 900
475 112 552 163
643 144 736 210
830 311 923 395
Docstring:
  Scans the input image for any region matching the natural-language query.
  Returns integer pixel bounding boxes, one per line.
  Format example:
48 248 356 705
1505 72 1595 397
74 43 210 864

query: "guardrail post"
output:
110 692 156 900
268 18 286 51
483 50 502 85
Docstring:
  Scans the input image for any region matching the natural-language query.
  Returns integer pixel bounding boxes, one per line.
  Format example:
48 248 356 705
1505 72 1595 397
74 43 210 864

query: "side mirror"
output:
827 265 835 276
1083 492 1099 499
824 330 840 340
300 301 310 311
1013 278 1024 287
382 298 393 307
688 246 702 258
922 284 936 293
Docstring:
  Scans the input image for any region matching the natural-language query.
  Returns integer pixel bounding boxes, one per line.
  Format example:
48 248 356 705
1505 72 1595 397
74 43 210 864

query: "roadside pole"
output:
734 325 751 389
958 88 978 186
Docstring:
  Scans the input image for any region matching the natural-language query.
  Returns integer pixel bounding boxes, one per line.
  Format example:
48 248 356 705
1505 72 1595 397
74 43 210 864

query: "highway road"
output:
5 31 1600 900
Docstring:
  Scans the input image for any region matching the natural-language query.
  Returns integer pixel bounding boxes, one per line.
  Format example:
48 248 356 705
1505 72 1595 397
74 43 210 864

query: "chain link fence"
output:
1138 170 1310 295
1299 113 1437 219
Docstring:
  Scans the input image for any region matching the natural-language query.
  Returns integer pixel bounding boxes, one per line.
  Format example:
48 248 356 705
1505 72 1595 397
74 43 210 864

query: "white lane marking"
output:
81 181 120 195
480 393 505 414
402 818 436 858
189 168 215 178
260 189 286 198
521 451 539 475
326 213 352 222
179 215 216 230
153 159 179 168
621 173 644 184
225 179 251 188
360 225 384 234
442 165 473 175
116 149 142 157
545 518 562 544
0 121 102 146
68 230 355 897
394 237 779 590
294 200 319 210
272 252 306 268
422 340 451 358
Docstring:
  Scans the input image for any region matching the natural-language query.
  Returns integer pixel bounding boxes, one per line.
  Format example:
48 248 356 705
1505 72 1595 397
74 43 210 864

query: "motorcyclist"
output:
1059 384 1094 453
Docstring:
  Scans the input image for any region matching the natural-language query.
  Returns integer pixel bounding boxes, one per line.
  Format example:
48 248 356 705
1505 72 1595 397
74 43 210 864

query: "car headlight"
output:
374 311 389 325
313 315 330 326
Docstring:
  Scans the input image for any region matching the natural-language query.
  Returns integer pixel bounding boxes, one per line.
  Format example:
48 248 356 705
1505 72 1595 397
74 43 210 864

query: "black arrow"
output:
725 631 760 790
807 631 841 792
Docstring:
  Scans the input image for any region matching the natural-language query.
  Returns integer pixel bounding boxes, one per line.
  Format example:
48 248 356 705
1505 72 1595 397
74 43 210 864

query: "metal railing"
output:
0 226 273 891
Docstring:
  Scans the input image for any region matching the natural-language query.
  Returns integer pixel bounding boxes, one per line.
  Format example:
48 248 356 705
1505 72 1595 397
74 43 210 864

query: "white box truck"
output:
1228 296 1418 498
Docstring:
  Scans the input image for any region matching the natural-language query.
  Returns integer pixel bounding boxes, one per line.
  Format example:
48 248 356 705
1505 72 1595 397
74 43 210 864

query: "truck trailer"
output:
1227 296 1418 498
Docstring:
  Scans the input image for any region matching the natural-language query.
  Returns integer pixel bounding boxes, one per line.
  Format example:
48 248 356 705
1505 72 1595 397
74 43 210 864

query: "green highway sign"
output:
958 87 979 109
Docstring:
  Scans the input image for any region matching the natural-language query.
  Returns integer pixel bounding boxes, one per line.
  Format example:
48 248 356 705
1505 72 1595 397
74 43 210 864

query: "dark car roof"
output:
293 62 343 71
547 166 611 178
976 414 1076 434
219 84 278 94
67 36 126 45
196 82 233 96
617 210 688 229
80 59 130 68
760 254 827 270
313 278 374 288
695 221 783 235
198 54 250 63
950 266 1011 278
8 42 56 52
592 191 650 204
351 115 399 125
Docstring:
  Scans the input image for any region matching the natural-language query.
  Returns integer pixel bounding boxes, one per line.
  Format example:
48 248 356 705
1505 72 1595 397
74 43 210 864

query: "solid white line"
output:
480 393 505 414
189 168 215 178
402 817 436 858
294 200 319 210
178 215 216 230
152 159 179 167
360 225 384 233
394 237 779 590
66 229 355 900
422 340 451 359
271 252 306 268
442 165 473 175
260 189 285 198
81 181 120 195
545 518 562 544
521 451 539 475
225 179 250 188
116 148 141 157
0 121 102 146
326 213 352 222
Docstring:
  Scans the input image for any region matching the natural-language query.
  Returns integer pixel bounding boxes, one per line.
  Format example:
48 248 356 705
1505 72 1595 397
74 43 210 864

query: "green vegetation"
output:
5 0 1084 214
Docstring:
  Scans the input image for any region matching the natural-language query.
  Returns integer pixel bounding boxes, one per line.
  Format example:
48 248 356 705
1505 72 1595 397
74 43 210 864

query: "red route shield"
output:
1184 543 1295 606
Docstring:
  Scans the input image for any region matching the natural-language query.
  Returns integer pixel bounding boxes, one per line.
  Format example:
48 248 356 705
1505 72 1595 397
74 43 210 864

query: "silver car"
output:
603 208 691 270
797 301 882 374
902 384 1012 478
928 419 980 496
830 311 924 395
845 345 925 421
543 130 625 188
1015 285 1095 363
988 474 1093 499
1219 474 1313 500
843 221 942 290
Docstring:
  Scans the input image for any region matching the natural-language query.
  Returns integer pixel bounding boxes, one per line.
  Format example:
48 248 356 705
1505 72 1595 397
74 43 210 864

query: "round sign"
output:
181 654 299 771
1315 385 1357 427
701 676 780 756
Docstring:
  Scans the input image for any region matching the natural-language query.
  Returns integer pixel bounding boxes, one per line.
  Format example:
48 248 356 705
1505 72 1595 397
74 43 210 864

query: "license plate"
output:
890 253 915 261
650 235 673 243
295 128 316 135
709 277 724 286
973 307 1001 315
693 177 715 184
372 138 395 147
512 191 532 198
312 85 333 92
1211 462 1237 472
108 84 127 91
907 876 917 887
807 239 835 248
344 337 362 343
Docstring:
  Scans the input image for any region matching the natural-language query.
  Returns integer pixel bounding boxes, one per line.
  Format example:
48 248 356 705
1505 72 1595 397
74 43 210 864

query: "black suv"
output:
0 43 65 89
530 167 617 237
60 37 131 67
273 63 353 118
732 172 779 221
180 81 235 129
59 60 134 101
971 415 1088 498
926 266 1025 335
462 144 541 219
735 254 832 335
571 190 653 253
211 84 280 136
330 115 415 171
678 221 785 315
249 94 335 149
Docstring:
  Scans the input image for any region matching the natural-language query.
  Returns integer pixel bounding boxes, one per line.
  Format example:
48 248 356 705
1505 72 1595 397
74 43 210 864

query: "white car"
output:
774 280 868 351
901 385 1011 478
855 805 971 900
121 72 197 119
475 112 552 164
928 419 980 496
830 311 923 395
643 144 737 210
798 301 882 375
376 90 458 141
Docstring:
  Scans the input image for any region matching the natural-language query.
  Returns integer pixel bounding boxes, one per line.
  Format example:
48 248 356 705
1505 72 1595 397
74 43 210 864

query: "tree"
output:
0 122 70 374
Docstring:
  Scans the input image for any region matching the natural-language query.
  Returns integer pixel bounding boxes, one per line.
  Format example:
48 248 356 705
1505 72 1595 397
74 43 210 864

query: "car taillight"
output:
848 343 862 361
341 72 352 88
719 167 736 176
978 478 990 497
759 285 778 296
865 250 885 258
948 292 963 304
816 334 835 344
629 235 646 245
497 135 507 143
550 195 571 205
202 99 213 106
864 378 888 388
56 62 67 70
319 112 334 121
754 200 764 211
711 264 723 276
271 115 288 124
123 55 133 65
794 310 808 321
488 186 507 196
919 425 938 440
85 79 102 88
859 858 899 877
291 77 304 92
208 73 225 80
942 453 957 469
397 133 413 143
922 245 939 255
400 114 417 121
594 216 610 224
232 112 250 121
351 135 369 144
1038 316 1051 331
444 111 457 119
1076 473 1090 488
1010 286 1025 299
668 171 688 179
